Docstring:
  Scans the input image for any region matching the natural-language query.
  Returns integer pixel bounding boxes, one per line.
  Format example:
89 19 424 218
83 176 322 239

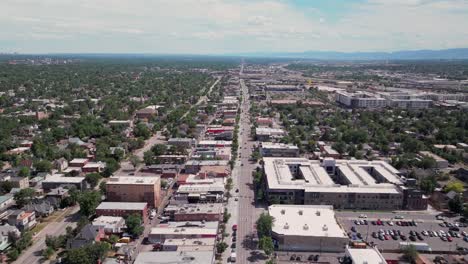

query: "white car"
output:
358 214 368 218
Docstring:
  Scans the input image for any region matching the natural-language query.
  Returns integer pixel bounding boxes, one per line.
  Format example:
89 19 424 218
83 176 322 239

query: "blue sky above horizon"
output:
1 0 467 54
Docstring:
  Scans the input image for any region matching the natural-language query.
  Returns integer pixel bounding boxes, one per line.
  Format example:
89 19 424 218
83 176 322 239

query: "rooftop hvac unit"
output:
281 209 285 215
298 210 303 215
303 224 309 230
316 211 321 216
322 225 328 231
284 223 289 229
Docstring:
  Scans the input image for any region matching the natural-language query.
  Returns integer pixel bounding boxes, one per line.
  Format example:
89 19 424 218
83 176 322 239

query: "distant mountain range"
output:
233 48 468 60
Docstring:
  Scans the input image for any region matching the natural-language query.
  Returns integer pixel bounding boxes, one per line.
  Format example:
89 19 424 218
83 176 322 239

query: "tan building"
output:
106 176 161 208
269 205 348 252
264 158 406 210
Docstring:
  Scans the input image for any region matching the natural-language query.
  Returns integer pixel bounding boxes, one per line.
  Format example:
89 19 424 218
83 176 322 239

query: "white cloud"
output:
0 0 467 53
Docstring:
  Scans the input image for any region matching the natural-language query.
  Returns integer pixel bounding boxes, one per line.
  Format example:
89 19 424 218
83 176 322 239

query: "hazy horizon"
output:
1 0 468 54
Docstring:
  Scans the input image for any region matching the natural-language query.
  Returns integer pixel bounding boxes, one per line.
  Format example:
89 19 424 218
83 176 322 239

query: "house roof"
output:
77 224 101 240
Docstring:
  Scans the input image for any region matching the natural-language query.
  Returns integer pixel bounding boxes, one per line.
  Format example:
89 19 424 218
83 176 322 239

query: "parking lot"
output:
337 211 468 252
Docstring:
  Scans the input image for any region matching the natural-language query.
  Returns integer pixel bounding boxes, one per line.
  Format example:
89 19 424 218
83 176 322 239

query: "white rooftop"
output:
92 216 124 227
42 175 85 183
264 157 402 194
269 205 347 238
261 142 299 150
134 251 214 264
107 176 159 185
96 202 147 210
346 247 387 264
70 158 88 163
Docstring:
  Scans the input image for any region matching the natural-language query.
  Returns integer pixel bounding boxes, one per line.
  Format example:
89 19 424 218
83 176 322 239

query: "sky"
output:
1 0 468 54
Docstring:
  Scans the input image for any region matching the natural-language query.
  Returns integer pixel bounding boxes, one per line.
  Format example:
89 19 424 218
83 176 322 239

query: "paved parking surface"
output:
338 213 468 252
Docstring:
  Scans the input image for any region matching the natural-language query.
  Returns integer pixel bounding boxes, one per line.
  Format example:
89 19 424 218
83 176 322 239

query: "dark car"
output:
401 235 407 241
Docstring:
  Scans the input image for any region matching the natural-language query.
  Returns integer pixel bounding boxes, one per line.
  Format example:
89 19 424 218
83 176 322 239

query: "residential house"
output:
45 187 70 208
7 210 37 231
0 195 14 212
23 201 54 217
82 162 106 173
68 224 105 249
9 177 29 189
54 158 69 172
135 106 157 120
0 225 20 252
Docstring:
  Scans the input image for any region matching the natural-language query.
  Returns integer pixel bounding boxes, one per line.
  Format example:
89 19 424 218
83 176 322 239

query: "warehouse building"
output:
269 205 348 252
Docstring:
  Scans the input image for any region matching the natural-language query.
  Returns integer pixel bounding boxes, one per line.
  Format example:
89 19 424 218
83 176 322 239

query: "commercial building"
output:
320 145 341 159
176 183 224 203
92 216 126 234
95 202 148 220
41 174 87 191
260 142 299 157
184 160 230 174
255 127 285 141
269 205 348 252
336 91 387 108
263 158 419 210
148 221 218 244
265 84 302 92
82 162 106 173
167 138 197 149
106 176 160 207
197 140 232 148
162 237 215 252
164 203 223 222
419 151 449 169
345 246 387 264
134 251 214 264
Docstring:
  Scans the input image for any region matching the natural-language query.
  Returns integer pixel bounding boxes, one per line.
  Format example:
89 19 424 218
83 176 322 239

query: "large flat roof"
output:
42 175 85 183
134 251 214 264
165 203 223 215
96 202 147 210
264 157 402 194
346 247 387 264
269 205 347 238
107 176 159 185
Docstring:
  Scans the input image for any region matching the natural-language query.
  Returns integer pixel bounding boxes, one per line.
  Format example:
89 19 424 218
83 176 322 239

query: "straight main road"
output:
14 206 80 264
224 74 267 263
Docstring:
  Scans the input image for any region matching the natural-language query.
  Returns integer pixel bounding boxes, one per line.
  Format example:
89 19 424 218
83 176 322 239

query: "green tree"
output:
18 166 30 177
109 234 119 245
85 173 102 188
14 188 36 207
0 181 13 194
129 155 141 169
256 213 275 239
34 160 52 172
418 156 436 169
259 236 274 256
78 191 101 217
125 214 144 237
216 242 228 254
402 245 419 263
420 176 437 194
444 181 464 193
448 194 464 214
151 144 167 156
7 248 19 261
134 123 151 139
42 247 55 260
